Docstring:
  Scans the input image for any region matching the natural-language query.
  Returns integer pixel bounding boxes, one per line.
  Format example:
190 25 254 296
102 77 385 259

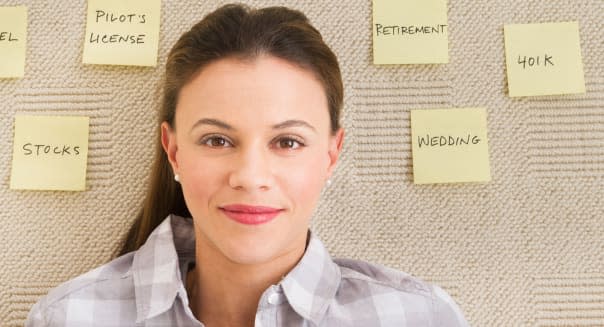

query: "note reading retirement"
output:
83 0 161 66
0 6 27 78
372 0 448 64
411 108 491 184
10 115 89 191
504 21 585 97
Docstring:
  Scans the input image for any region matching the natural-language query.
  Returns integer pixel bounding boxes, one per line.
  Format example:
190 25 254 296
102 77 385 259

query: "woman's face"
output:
162 55 343 266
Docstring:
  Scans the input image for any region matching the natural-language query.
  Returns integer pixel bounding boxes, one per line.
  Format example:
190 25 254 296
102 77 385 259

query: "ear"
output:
161 121 179 173
326 128 344 178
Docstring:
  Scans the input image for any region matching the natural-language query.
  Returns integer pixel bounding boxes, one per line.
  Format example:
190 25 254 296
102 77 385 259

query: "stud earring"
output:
326 179 332 187
174 174 180 183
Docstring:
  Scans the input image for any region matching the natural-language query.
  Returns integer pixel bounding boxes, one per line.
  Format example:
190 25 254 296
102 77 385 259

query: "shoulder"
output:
332 258 469 326
26 253 136 326
334 257 432 295
41 253 134 306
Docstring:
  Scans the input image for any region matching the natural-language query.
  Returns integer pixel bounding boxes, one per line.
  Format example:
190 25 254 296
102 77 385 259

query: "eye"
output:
200 135 233 148
274 136 304 150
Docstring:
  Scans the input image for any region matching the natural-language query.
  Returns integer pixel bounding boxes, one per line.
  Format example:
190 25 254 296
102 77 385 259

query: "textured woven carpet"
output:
1 0 603 326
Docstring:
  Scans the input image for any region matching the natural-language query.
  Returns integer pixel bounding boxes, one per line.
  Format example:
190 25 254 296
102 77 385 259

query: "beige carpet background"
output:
1 0 603 326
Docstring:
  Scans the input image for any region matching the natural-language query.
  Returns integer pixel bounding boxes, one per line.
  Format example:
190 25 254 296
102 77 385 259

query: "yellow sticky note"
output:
10 115 89 191
504 22 585 97
372 0 448 64
411 108 491 184
0 6 27 78
83 0 161 66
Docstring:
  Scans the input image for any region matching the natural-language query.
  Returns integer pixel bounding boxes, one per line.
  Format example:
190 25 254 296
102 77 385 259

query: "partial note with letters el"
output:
0 6 27 78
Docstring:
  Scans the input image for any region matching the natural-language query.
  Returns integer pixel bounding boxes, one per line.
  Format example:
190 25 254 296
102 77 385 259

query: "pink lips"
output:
220 204 283 225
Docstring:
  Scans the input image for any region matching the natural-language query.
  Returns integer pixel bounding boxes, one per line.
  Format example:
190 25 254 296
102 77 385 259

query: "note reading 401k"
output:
504 21 585 97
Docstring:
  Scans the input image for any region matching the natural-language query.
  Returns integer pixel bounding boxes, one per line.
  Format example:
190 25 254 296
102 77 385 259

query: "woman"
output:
27 4 469 326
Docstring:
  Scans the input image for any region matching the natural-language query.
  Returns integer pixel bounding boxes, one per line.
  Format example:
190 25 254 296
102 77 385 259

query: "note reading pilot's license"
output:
504 21 585 97
411 108 491 184
10 115 90 191
83 0 161 66
372 0 449 64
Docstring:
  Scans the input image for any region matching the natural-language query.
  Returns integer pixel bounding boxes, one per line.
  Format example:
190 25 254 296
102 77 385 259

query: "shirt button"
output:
268 292 284 305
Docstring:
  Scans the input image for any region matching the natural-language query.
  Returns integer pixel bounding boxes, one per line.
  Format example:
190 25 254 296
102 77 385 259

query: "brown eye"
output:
202 136 232 148
276 137 303 149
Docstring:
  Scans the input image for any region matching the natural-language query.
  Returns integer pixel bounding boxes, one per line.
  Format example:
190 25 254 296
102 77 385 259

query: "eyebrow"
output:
191 118 233 131
191 118 317 133
272 119 317 132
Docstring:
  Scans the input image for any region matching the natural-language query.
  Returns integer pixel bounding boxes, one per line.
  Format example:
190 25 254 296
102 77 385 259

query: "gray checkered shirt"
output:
26 215 469 326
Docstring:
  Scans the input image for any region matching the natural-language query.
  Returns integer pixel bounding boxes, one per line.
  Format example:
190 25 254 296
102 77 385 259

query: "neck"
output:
188 232 307 327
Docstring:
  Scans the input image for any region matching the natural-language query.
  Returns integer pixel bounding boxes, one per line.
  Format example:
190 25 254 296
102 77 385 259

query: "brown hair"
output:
118 4 343 255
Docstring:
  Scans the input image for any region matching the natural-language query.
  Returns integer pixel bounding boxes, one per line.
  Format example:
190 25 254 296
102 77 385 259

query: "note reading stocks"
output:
10 115 89 191
83 0 161 66
411 108 491 184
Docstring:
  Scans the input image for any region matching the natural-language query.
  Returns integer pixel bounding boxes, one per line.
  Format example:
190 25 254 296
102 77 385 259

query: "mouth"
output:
219 204 284 225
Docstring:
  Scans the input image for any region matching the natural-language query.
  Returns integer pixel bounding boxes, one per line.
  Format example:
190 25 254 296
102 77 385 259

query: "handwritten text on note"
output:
0 6 27 78
411 108 491 184
504 21 585 97
372 0 449 64
10 115 90 191
83 0 161 66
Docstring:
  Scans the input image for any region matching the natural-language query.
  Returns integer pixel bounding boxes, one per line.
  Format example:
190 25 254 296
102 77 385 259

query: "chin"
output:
220 238 289 266
193 209 310 266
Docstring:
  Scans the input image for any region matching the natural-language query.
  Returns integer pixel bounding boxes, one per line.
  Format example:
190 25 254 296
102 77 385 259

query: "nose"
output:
228 146 273 192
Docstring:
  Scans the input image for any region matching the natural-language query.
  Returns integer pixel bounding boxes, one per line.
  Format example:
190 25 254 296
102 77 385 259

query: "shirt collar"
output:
131 215 195 323
130 216 340 325
280 232 341 325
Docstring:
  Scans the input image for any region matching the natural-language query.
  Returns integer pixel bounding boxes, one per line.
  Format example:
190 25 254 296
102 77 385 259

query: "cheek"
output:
281 154 327 205
178 152 225 209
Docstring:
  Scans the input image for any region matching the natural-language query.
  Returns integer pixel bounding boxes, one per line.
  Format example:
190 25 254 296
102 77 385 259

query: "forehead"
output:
176 55 330 130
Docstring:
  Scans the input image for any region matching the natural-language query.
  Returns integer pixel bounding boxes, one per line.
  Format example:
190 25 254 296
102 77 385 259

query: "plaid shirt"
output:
26 215 469 326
